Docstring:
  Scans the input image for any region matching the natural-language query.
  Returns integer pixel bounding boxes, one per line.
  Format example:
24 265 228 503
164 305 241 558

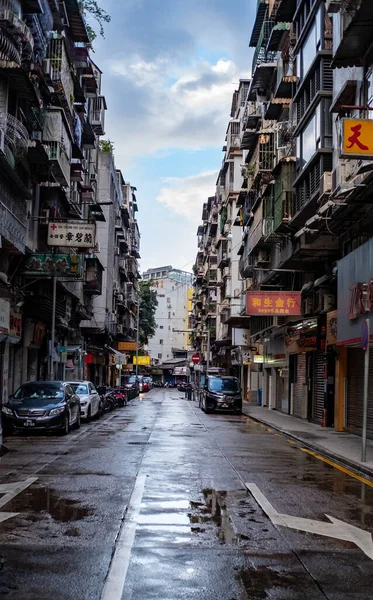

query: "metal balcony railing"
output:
252 19 277 74
0 0 34 57
89 96 106 136
3 113 29 160
45 36 74 112
0 179 26 252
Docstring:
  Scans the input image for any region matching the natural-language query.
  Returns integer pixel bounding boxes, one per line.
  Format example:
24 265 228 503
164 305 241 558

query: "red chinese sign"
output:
342 119 373 159
246 292 301 316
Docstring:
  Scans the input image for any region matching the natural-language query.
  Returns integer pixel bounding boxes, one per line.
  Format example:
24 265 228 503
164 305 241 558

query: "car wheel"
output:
60 414 69 436
205 405 210 414
87 406 92 421
75 411 81 429
235 409 242 415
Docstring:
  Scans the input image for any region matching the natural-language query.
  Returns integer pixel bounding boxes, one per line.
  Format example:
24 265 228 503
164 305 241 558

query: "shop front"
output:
285 318 327 423
337 238 373 437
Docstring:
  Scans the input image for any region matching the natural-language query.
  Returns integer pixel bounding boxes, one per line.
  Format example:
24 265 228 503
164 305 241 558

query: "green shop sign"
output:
23 254 83 277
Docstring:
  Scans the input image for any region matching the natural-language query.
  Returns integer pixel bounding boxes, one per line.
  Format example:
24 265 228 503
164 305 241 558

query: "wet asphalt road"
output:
0 389 373 599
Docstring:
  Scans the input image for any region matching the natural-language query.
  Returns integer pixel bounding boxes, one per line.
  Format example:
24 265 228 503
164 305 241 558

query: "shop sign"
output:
174 367 187 375
118 341 137 351
23 254 82 277
33 322 45 345
133 355 151 365
326 311 338 346
9 311 21 339
0 299 10 334
341 118 373 159
246 292 301 316
48 222 96 248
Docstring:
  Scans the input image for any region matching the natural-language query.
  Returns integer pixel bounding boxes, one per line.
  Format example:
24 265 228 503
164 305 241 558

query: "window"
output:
168 312 171 319
160 325 164 329
299 7 322 81
158 353 162 359
160 339 163 345
156 272 161 278
167 297 171 303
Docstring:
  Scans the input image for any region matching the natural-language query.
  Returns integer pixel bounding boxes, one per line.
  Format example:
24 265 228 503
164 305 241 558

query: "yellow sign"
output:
342 118 373 158
118 341 137 351
133 356 151 365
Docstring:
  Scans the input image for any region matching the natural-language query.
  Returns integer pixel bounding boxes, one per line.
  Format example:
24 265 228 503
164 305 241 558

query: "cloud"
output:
102 56 242 167
157 169 218 225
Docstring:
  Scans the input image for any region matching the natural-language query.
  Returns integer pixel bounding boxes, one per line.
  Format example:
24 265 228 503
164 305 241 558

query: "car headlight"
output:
49 406 65 417
80 401 88 406
2 406 13 416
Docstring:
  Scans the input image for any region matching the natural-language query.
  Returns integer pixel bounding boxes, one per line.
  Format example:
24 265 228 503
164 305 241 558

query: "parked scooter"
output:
112 388 127 407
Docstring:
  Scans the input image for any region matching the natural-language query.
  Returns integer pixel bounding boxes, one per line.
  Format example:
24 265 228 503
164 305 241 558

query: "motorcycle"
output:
112 388 127 407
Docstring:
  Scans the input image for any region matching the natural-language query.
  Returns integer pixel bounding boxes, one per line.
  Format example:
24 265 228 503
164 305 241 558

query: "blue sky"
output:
92 0 254 273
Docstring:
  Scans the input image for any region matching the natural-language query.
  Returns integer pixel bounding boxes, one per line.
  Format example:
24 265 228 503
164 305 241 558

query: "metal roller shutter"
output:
347 348 373 438
293 353 306 418
276 369 283 410
312 352 325 424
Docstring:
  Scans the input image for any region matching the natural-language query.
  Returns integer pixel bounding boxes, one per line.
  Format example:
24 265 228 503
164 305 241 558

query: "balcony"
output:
0 1 34 58
248 219 265 252
84 255 103 296
43 109 72 186
3 112 29 164
89 96 106 136
44 35 74 113
332 2 373 69
274 190 295 232
0 179 26 253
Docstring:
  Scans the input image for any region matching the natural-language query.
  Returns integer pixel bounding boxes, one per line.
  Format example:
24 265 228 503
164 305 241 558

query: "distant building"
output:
143 267 193 363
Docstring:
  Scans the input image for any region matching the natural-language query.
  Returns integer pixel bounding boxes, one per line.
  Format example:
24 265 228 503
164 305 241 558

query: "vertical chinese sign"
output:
342 119 373 159
246 292 301 316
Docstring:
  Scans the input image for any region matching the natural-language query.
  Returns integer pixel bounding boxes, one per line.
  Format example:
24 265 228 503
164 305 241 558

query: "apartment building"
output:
0 0 140 398
143 266 193 365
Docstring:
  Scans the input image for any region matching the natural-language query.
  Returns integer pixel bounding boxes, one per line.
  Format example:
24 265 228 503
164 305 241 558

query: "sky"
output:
91 0 254 274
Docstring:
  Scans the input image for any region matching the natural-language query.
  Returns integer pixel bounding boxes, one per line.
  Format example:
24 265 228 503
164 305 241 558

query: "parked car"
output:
143 377 153 390
124 376 139 396
67 381 101 420
199 376 242 415
2 381 81 434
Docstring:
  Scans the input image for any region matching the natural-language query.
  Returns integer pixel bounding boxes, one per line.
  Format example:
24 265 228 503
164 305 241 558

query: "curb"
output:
242 408 373 482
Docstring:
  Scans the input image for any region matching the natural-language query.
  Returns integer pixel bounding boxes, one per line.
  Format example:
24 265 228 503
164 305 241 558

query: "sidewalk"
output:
242 402 373 479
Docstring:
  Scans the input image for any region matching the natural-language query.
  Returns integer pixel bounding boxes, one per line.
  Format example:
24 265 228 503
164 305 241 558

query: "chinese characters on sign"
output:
47 222 96 248
118 342 137 351
246 292 301 316
133 356 151 366
23 254 82 277
342 119 373 159
0 299 10 334
9 312 22 339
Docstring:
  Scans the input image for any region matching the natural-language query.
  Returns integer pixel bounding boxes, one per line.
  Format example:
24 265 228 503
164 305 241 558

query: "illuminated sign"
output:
23 254 82 277
246 292 301 316
342 118 373 159
118 342 137 351
133 356 151 365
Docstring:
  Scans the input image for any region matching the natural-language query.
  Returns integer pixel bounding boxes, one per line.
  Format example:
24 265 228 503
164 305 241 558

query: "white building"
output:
143 266 193 363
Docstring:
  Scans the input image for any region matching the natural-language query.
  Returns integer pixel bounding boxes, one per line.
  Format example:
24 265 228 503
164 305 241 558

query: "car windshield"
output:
12 384 64 404
128 376 137 383
208 377 240 393
70 383 88 395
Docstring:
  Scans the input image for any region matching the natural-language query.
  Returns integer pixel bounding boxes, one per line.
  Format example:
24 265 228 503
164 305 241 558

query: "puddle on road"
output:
5 486 92 522
187 489 239 544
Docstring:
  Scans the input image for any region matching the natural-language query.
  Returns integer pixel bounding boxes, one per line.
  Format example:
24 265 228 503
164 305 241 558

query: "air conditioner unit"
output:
117 325 123 334
324 293 335 312
110 312 117 323
119 259 126 269
234 288 241 298
43 59 52 78
243 278 253 291
303 298 313 315
95 242 101 253
223 267 231 278
326 0 341 13
332 160 355 192
113 281 119 294
277 146 287 162
117 294 124 302
115 247 120 256
320 171 332 199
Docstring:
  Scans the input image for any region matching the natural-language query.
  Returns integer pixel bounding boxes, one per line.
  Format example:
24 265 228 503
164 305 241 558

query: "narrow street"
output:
0 389 373 599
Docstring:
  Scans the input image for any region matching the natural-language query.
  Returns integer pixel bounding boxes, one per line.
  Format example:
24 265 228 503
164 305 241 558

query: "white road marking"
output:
101 474 147 600
0 477 38 524
246 482 373 561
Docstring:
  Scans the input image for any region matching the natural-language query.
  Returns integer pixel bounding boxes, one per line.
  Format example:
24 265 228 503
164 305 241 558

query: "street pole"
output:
362 319 370 462
49 275 57 381
135 302 140 377
206 328 210 374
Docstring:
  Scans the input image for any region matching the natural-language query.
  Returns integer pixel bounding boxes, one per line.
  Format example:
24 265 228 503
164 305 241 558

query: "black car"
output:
2 381 81 435
199 376 242 415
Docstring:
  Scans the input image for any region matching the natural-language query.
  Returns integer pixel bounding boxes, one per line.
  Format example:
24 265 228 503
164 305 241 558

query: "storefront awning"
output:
67 345 82 353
